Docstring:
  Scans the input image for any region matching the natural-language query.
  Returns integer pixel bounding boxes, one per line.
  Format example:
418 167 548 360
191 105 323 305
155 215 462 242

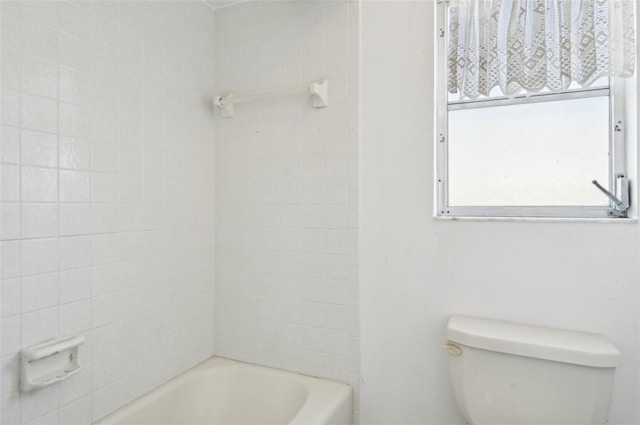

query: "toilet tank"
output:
445 315 622 425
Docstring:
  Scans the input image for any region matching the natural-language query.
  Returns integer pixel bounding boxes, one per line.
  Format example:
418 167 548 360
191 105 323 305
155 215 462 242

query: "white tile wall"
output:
0 2 216 424
213 0 359 410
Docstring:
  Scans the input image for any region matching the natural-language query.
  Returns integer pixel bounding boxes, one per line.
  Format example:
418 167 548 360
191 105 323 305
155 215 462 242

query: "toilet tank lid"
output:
446 315 622 368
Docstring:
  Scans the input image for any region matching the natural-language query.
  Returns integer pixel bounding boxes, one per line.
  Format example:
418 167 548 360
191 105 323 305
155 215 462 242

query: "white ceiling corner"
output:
203 0 243 10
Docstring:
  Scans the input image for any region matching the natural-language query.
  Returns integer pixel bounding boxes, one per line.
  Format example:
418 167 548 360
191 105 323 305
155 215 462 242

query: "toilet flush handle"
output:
441 343 462 356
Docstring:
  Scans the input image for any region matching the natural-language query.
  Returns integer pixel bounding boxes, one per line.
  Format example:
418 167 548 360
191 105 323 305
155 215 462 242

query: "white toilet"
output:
443 315 622 425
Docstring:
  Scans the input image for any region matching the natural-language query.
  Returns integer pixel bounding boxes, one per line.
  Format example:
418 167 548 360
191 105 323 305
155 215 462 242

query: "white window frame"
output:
435 1 631 220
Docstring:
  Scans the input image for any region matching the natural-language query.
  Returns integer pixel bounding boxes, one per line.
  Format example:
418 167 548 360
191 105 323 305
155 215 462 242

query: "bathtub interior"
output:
113 365 309 425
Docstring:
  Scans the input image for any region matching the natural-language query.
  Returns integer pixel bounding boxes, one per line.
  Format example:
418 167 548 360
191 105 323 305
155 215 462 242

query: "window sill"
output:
434 215 638 224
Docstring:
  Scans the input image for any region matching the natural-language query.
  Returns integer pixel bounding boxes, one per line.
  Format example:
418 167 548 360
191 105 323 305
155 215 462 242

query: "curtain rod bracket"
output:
214 93 234 118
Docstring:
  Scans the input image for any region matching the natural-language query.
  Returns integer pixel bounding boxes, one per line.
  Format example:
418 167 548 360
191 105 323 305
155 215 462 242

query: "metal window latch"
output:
592 175 630 217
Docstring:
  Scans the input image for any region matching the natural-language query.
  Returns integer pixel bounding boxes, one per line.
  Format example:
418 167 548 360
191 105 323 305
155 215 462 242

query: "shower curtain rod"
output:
214 79 328 117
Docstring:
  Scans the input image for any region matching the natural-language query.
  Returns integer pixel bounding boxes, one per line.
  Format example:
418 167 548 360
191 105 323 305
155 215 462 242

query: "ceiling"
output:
203 0 243 9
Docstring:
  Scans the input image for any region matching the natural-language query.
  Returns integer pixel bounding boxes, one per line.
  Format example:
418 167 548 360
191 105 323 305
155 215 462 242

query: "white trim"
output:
434 216 638 224
610 76 627 197
441 206 614 219
435 0 449 216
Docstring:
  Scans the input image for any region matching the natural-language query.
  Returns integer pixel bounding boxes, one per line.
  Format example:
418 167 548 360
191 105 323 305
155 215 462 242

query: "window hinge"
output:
615 120 623 132
439 28 445 38
592 175 630 217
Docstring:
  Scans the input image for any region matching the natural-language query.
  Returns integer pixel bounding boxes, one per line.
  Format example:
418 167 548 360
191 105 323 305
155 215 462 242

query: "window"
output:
436 0 636 219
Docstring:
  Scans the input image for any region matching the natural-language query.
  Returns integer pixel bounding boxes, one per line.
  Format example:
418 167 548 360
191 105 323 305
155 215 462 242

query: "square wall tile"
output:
21 129 58 167
1 278 21 318
22 19 58 64
1 354 20 395
59 102 88 138
2 88 21 127
1 125 20 164
21 93 57 133
59 204 91 236
21 167 57 202
0 203 20 241
21 203 58 239
0 240 21 279
59 392 91 422
21 238 58 276
60 300 91 334
1 164 20 202
1 316 21 356
91 142 119 173
59 137 91 170
21 306 59 348
59 267 91 305
59 68 88 105
21 272 58 313
91 173 119 203
1 47 21 90
60 170 91 202
60 236 91 270
21 56 58 99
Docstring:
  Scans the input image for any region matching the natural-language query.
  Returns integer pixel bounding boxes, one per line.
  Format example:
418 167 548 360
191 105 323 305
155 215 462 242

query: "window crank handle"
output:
591 179 624 207
592 176 630 217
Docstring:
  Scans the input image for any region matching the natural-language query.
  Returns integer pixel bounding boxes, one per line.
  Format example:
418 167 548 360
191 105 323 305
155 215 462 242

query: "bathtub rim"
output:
94 356 353 425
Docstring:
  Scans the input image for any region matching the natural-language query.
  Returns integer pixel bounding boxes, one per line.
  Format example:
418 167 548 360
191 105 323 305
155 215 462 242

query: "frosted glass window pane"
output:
448 96 610 206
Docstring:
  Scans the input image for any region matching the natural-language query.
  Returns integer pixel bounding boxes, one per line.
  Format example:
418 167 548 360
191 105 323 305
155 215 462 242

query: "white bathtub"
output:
96 357 353 425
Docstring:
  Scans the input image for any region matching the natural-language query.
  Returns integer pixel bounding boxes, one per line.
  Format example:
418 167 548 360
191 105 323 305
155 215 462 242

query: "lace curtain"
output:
448 0 636 99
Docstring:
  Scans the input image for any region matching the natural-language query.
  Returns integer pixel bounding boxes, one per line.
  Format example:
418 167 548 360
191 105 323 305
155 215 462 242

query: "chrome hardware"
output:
592 175 630 217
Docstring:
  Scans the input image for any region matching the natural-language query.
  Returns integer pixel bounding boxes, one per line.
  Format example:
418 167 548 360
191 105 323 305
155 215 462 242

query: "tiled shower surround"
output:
0 2 216 423
1 0 359 423
4 0 639 424
213 0 359 397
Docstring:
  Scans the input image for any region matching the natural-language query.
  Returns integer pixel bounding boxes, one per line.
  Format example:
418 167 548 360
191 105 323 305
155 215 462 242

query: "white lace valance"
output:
448 0 636 99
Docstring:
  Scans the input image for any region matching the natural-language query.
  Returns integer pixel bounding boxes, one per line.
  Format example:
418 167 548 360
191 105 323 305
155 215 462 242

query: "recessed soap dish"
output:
20 335 85 392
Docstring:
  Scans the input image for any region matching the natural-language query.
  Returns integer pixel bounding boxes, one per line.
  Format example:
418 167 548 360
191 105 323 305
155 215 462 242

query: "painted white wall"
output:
359 1 640 424
0 2 216 423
